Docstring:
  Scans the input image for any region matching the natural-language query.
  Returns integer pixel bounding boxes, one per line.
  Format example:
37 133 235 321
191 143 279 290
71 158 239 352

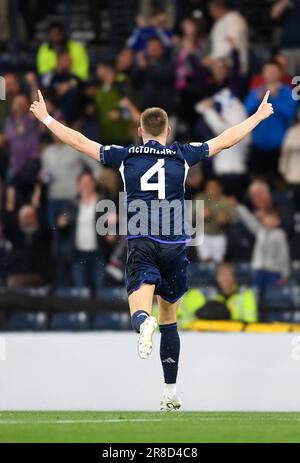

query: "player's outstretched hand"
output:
30 89 48 122
256 90 274 121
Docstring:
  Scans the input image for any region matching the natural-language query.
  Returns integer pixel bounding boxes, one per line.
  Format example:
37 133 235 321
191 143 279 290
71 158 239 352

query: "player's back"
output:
124 141 186 202
100 139 209 243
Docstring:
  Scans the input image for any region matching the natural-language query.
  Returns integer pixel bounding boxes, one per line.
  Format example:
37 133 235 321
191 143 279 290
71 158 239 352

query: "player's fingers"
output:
37 89 45 103
262 89 270 104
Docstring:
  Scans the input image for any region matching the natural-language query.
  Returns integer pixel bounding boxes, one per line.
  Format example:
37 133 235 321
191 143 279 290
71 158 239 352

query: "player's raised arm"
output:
206 90 274 157
30 90 101 160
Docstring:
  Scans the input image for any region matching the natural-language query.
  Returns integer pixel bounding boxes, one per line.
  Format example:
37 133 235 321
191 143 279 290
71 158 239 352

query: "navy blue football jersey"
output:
99 140 209 243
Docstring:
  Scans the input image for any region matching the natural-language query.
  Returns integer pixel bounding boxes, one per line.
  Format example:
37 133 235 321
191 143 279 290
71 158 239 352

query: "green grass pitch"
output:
0 411 300 443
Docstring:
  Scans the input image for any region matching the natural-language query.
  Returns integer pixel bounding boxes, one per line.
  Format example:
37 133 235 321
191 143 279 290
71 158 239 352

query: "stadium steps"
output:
34 0 138 48
34 1 95 43
260 284 300 323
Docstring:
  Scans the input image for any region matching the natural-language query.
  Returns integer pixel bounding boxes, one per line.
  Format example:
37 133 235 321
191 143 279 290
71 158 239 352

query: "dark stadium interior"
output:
0 0 300 331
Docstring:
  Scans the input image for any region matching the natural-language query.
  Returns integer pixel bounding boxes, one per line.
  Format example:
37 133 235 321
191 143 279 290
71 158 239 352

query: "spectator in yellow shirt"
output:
37 22 89 81
178 262 258 325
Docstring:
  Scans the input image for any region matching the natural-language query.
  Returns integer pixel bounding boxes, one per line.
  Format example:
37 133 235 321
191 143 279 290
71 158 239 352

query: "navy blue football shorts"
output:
125 237 189 303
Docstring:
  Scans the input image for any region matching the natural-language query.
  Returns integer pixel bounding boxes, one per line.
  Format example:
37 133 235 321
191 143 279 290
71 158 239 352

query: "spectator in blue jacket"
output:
126 11 174 53
245 60 297 176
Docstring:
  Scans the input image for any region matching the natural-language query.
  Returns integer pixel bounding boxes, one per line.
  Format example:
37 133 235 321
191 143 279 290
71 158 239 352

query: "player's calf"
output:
159 322 181 410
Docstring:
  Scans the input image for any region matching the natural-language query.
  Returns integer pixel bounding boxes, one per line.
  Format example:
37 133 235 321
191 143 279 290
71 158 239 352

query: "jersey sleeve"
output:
99 144 127 169
181 142 210 167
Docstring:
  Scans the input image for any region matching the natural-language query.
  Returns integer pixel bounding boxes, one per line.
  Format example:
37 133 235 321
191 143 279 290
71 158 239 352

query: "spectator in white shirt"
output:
207 0 249 73
41 133 101 232
195 87 250 196
57 171 107 295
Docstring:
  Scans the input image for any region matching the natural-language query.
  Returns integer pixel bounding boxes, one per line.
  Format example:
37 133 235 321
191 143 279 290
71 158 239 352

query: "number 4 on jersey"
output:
140 159 165 199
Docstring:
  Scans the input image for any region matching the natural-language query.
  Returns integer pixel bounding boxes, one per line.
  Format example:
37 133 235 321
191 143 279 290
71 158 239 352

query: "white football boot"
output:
160 393 182 411
138 316 158 359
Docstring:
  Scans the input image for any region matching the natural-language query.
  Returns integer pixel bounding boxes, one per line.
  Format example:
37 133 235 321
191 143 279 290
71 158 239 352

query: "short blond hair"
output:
140 107 168 137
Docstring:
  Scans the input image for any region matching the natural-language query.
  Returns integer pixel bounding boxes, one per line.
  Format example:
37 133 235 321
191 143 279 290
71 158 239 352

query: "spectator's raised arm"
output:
30 90 100 161
206 90 273 156
271 0 290 20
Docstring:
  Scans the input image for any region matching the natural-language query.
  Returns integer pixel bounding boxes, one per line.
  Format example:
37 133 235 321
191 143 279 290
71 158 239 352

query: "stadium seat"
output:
291 261 300 284
197 285 218 299
92 312 131 331
7 312 47 331
188 262 216 286
291 233 300 260
225 224 254 261
261 285 296 312
50 312 89 331
96 287 128 302
260 311 295 323
235 262 253 285
12 286 50 296
54 287 91 298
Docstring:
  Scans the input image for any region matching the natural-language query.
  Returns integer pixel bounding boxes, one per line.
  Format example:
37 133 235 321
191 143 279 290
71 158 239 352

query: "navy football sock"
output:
131 310 149 333
159 323 180 384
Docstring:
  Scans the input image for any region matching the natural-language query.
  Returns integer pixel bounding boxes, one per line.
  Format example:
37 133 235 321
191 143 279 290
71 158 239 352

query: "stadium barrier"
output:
1 288 300 331
1 332 300 411
186 320 300 332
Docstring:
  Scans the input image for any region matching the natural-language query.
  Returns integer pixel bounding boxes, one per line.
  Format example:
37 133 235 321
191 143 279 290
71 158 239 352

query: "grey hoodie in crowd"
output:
236 205 290 278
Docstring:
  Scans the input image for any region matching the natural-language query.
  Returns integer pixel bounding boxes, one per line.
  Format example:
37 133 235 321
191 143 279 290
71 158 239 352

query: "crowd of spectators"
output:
0 0 300 323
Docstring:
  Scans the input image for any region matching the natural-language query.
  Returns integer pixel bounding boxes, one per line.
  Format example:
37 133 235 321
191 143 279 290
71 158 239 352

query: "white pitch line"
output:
0 418 165 425
0 416 300 425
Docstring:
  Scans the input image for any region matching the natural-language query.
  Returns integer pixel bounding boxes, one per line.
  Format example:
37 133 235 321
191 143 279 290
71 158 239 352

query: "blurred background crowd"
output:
0 0 300 329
